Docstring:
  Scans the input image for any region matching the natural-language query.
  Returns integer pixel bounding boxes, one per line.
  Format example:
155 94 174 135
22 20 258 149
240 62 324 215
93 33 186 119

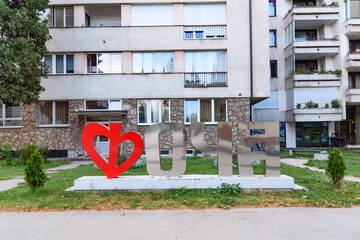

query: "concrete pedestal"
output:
73 175 295 191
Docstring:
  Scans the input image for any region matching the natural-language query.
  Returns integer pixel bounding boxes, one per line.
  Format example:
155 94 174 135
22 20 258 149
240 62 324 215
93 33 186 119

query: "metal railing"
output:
294 37 338 41
184 25 227 39
284 4 339 19
184 72 227 87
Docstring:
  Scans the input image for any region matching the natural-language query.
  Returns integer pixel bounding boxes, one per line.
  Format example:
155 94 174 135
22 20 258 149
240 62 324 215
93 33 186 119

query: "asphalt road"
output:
0 208 359 240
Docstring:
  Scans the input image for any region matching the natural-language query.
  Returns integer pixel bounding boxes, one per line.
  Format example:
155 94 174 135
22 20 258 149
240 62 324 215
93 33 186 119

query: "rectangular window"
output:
132 52 174 73
285 55 295 79
131 5 174 26
184 4 226 25
184 99 227 124
285 22 294 47
137 100 170 125
269 0 276 16
269 30 276 47
45 54 74 74
184 51 226 73
0 103 22 128
86 53 122 74
85 100 122 110
270 60 277 78
38 101 69 126
52 7 74 27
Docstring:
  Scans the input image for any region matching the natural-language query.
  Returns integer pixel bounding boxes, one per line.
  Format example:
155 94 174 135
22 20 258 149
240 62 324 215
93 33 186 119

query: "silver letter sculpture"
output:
238 122 280 177
190 123 233 176
145 123 187 177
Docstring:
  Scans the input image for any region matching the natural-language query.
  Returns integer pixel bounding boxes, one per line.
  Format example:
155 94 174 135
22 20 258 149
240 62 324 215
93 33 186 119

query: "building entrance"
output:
296 122 329 147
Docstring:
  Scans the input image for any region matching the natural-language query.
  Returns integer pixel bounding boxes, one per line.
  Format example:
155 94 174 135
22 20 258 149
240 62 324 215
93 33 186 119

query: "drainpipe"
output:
249 0 254 122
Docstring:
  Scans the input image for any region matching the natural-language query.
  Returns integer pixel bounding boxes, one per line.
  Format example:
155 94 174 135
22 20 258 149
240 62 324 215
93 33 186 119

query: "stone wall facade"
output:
0 98 251 158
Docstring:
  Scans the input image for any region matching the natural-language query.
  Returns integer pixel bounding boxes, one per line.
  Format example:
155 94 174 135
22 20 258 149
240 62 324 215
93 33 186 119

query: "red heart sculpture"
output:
82 123 143 179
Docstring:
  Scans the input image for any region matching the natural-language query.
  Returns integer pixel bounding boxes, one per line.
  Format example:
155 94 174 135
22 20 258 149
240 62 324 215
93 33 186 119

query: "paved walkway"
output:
0 208 359 240
0 161 93 192
281 158 360 183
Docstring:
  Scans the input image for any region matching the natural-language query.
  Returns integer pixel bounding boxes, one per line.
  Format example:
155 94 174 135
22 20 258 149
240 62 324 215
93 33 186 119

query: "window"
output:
184 4 226 25
86 53 122 74
270 60 277 78
85 100 122 110
295 60 317 71
295 30 317 41
45 54 74 74
269 0 276 16
184 52 226 73
269 30 276 47
279 122 286 147
184 99 227 124
132 52 174 73
349 0 360 19
293 0 316 7
0 103 22 128
38 101 69 126
137 100 170 125
48 7 74 27
285 55 295 79
285 22 294 47
131 5 174 26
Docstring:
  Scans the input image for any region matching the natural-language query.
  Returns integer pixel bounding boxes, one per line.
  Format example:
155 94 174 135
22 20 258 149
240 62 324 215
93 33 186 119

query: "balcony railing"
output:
184 72 227 87
184 25 227 39
294 37 337 42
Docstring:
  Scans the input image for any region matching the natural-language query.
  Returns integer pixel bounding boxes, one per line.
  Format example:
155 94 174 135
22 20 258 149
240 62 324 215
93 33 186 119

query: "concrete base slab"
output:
73 175 295 191
314 153 329 161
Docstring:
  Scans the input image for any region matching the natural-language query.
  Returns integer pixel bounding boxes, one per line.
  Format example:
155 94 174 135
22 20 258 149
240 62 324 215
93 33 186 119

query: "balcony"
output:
345 19 360 37
184 73 227 88
284 6 339 25
286 108 343 122
286 73 341 89
285 39 340 60
184 25 227 39
84 4 121 27
345 53 360 71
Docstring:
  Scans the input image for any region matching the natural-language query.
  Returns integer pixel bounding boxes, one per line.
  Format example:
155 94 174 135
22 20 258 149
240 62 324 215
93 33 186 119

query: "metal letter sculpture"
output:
190 123 233 176
145 123 187 177
81 122 281 179
238 122 280 177
82 123 143 179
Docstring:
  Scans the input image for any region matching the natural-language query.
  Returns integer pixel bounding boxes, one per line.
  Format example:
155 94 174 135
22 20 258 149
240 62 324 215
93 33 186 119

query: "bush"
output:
17 144 49 165
314 103 319 108
331 99 341 109
24 150 48 190
325 103 329 108
1 141 14 166
305 100 315 108
326 149 346 189
296 103 302 109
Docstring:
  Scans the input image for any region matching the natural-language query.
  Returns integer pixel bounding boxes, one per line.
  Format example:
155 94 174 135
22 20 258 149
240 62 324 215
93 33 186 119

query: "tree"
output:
24 150 48 190
326 149 347 190
0 0 51 105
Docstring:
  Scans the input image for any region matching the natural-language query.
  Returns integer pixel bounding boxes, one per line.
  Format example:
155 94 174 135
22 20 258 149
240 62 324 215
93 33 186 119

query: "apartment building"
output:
254 0 360 148
0 0 270 157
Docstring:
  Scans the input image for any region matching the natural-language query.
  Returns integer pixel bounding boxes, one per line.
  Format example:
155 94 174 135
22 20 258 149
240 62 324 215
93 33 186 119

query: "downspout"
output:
249 0 254 122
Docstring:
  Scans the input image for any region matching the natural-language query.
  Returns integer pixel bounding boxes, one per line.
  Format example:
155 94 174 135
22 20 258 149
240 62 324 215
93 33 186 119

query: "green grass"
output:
0 160 70 181
280 150 319 159
0 157 359 211
305 150 360 178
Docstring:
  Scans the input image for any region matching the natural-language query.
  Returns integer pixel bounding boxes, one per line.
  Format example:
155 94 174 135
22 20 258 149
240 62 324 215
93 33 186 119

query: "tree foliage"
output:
326 149 347 190
0 0 51 104
24 150 48 190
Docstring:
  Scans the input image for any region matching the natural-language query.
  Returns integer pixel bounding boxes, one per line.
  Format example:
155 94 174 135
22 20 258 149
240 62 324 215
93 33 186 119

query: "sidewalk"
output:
281 158 360 183
0 161 93 192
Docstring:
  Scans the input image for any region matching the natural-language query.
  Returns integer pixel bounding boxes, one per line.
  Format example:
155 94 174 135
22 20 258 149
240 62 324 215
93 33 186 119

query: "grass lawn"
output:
0 157 359 211
0 160 70 181
305 150 360 178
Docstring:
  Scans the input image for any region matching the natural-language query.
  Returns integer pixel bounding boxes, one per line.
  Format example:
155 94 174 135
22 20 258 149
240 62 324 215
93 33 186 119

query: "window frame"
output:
84 99 123 111
269 30 277 47
44 54 74 75
132 52 174 74
38 101 70 127
0 103 22 129
269 0 276 17
85 53 123 74
137 100 171 125
270 60 278 78
184 99 228 125
51 6 74 28
184 51 227 73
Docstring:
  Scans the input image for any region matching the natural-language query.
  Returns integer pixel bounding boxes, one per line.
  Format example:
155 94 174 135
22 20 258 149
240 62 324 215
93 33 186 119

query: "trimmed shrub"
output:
314 103 319 108
326 149 347 189
331 99 341 109
17 144 38 166
1 141 14 166
24 150 48 190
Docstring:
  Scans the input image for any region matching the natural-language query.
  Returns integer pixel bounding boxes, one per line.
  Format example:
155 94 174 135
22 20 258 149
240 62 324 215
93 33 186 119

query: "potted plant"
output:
314 103 319 108
296 103 302 109
325 103 330 108
331 99 341 108
305 100 315 109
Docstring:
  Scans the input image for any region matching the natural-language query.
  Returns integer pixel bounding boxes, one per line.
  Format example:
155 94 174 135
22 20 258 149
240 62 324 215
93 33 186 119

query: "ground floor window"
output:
279 122 286 147
85 100 122 110
0 103 22 128
296 122 328 147
38 101 69 126
137 100 170 125
184 99 227 124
